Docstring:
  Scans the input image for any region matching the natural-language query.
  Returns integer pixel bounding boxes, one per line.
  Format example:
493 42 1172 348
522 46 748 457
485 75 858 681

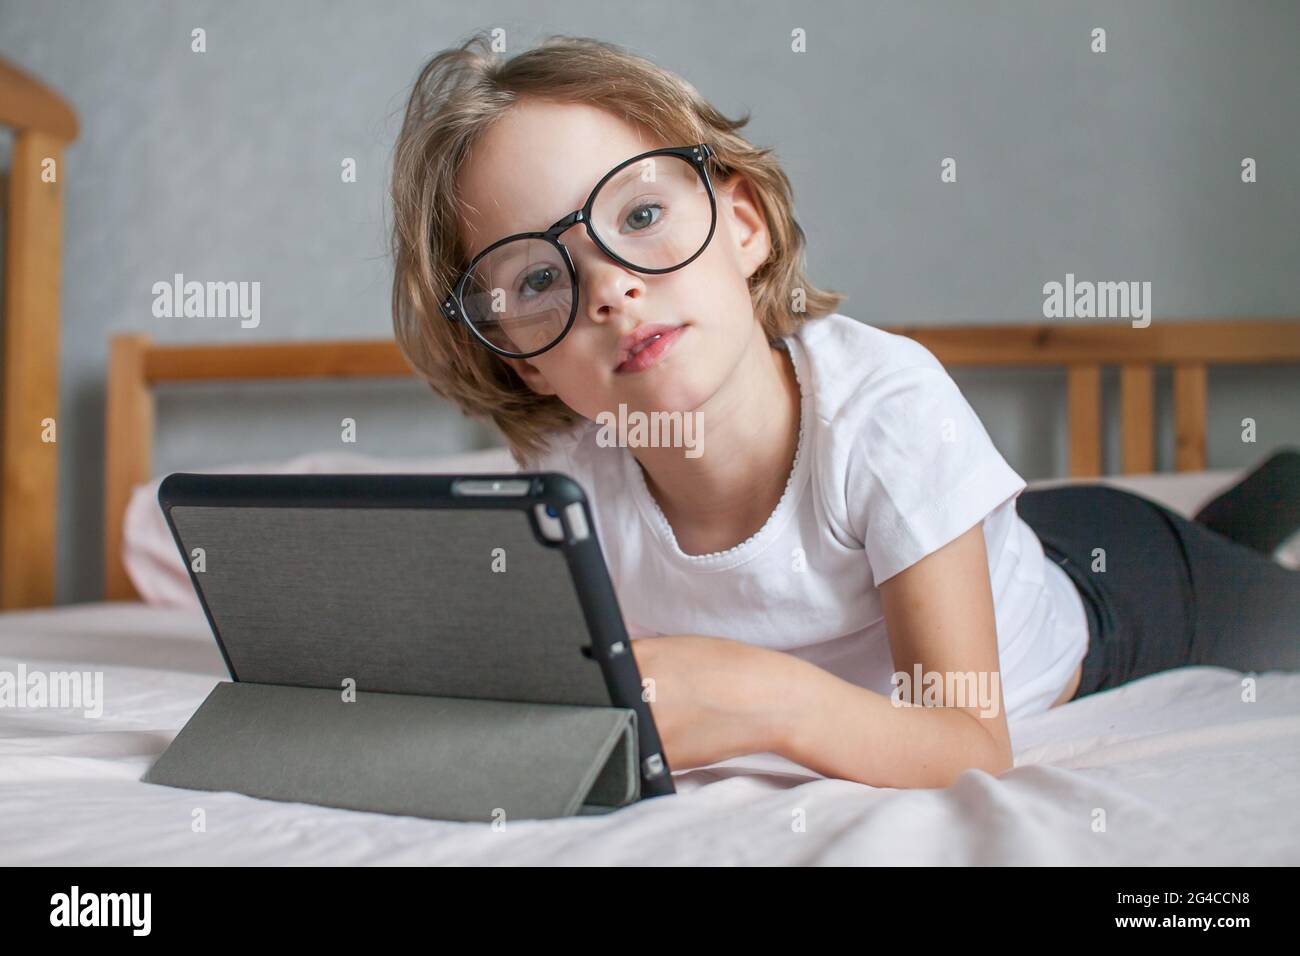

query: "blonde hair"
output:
389 31 843 465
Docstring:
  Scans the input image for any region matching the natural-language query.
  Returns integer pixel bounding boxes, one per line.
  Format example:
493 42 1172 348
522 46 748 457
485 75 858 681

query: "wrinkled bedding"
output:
1 600 1296 865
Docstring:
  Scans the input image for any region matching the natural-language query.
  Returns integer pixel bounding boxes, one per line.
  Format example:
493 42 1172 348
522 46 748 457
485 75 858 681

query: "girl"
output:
389 32 1300 788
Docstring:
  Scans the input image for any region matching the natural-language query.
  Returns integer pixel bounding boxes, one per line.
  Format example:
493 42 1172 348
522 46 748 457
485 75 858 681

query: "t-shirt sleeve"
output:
842 364 1026 585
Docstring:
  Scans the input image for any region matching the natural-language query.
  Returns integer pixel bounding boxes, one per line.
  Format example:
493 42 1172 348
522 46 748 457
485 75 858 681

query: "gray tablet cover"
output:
145 502 644 821
145 682 639 822
167 505 614 704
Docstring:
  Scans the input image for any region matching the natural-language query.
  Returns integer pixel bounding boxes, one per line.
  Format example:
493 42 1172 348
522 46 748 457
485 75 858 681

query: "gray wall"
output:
0 0 1297 604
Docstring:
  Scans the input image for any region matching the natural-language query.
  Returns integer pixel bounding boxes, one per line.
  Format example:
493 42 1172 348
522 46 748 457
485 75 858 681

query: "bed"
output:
2 338 1296 866
2 59 1299 867
3 554 1299 865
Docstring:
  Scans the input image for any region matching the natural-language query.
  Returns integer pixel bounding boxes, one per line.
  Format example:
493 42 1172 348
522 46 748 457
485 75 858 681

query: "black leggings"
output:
1016 484 1300 700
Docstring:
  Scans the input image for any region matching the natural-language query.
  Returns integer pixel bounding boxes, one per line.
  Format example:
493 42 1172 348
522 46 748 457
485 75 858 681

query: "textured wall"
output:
0 0 1296 602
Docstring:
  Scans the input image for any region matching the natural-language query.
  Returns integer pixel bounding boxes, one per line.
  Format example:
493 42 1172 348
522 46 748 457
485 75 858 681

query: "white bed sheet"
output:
2 599 1297 865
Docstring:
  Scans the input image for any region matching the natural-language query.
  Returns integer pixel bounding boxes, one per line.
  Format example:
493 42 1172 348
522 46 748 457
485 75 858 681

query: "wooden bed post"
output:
104 335 155 601
0 60 78 609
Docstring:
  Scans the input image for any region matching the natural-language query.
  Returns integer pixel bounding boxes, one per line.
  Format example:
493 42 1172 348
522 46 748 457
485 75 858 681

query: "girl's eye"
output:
624 202 664 232
518 266 559 297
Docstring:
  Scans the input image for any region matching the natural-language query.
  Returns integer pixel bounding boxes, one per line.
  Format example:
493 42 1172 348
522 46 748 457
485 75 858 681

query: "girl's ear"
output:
502 356 559 396
719 173 772 281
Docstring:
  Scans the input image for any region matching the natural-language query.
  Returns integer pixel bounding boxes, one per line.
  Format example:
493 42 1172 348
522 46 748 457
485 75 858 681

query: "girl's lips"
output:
615 325 687 374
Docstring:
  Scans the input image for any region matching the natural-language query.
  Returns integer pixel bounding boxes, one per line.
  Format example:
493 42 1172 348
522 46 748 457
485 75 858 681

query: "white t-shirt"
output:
519 312 1089 722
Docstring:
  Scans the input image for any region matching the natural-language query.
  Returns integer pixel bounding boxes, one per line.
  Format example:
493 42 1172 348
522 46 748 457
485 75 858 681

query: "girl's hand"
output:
629 634 789 770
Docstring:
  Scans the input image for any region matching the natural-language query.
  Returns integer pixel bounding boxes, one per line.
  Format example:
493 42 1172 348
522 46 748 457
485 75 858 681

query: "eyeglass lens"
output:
459 153 712 356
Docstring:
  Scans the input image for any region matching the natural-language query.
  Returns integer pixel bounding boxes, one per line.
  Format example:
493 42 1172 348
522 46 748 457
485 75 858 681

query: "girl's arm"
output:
631 523 1013 788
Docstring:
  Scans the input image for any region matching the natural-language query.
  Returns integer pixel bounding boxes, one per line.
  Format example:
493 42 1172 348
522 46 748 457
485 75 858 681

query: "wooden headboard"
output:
0 59 78 610
99 319 1300 602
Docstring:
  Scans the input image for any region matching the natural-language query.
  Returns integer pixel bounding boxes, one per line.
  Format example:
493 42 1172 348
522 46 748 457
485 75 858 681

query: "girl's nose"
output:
579 260 644 326
559 230 640 323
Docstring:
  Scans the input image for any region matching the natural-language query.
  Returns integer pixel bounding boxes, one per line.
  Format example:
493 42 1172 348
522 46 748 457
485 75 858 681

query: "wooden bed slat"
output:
143 340 412 382
894 320 1300 365
104 336 157 601
1174 363 1208 472
1067 364 1102 478
1120 364 1155 474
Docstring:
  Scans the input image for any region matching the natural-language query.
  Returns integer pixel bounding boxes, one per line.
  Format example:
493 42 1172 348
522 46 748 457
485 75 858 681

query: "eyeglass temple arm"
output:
441 295 459 323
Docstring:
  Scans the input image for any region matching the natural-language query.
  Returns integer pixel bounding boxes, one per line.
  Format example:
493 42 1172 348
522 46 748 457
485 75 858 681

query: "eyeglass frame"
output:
439 143 718 360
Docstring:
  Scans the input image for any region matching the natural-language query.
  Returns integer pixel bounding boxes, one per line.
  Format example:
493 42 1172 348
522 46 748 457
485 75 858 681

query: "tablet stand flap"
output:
143 682 641 823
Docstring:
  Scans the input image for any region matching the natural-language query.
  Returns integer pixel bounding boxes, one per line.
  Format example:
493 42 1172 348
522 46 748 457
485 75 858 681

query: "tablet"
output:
157 470 674 799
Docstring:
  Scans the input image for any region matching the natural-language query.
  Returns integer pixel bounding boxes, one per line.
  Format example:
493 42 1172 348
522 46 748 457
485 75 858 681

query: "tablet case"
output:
145 683 640 821
144 474 669 823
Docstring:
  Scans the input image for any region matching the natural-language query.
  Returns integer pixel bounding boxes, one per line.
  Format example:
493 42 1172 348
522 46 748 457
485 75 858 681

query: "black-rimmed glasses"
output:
440 144 718 359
